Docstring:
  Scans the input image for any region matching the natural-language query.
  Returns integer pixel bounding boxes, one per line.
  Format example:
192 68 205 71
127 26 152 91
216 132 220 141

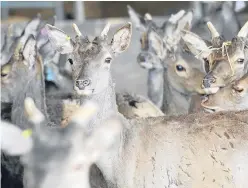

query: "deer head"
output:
1 14 42 66
136 10 195 77
2 97 122 188
1 35 42 103
201 73 248 113
137 23 208 95
45 22 132 96
181 21 248 92
127 5 165 70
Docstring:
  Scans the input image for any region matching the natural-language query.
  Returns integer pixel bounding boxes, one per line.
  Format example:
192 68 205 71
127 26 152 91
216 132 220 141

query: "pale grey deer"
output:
1 98 122 188
46 22 248 188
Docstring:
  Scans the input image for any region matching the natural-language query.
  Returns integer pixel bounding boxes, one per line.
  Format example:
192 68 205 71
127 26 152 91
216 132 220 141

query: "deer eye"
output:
105 57 112 64
237 58 244 64
68 58 73 65
176 65 186 72
1 64 11 77
1 72 8 77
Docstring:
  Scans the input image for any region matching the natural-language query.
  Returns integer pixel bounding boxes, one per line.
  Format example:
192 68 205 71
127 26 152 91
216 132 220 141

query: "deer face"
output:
46 23 132 96
202 37 248 89
182 21 248 92
201 74 248 112
141 27 207 95
1 36 41 103
137 29 165 70
128 7 193 71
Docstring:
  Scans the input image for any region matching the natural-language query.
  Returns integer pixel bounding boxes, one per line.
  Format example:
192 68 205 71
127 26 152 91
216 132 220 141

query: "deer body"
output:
96 110 248 188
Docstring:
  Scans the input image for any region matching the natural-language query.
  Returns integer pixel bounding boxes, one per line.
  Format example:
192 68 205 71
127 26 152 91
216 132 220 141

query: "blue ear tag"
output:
46 67 55 81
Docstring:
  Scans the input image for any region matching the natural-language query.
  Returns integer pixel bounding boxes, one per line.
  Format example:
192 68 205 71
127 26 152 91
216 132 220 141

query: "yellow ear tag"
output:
66 35 71 41
22 129 32 138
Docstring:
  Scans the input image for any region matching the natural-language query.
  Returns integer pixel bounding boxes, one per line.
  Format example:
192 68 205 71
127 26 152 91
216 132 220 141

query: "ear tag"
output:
66 35 71 41
45 67 55 81
41 28 48 36
22 129 32 138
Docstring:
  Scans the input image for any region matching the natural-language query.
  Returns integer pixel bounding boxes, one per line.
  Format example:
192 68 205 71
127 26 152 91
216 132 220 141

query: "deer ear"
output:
22 35 37 67
1 121 33 156
24 13 42 36
176 11 193 31
127 5 146 32
149 30 164 59
181 30 211 60
111 23 132 55
45 24 74 54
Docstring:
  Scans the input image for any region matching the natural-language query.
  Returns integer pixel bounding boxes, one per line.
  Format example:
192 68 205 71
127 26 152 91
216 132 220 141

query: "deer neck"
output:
75 77 119 132
147 68 164 109
163 73 191 115
11 56 48 130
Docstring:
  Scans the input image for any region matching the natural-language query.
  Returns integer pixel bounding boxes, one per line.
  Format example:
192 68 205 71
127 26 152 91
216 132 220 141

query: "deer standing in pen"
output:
46 21 248 188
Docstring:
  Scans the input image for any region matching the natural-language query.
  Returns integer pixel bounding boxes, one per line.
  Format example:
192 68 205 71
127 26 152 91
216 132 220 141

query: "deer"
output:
181 21 248 93
46 22 248 188
128 7 211 115
1 97 122 188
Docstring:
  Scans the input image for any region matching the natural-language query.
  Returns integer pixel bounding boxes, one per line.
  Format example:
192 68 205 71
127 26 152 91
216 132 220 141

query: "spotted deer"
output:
1 98 122 188
46 22 248 188
128 7 210 115
181 21 248 93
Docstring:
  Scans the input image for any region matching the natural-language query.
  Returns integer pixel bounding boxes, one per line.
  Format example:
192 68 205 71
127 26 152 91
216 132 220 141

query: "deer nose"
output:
202 74 216 88
75 79 91 90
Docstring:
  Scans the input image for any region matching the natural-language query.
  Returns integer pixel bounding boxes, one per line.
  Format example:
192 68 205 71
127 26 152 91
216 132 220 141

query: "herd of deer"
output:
1 2 248 188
